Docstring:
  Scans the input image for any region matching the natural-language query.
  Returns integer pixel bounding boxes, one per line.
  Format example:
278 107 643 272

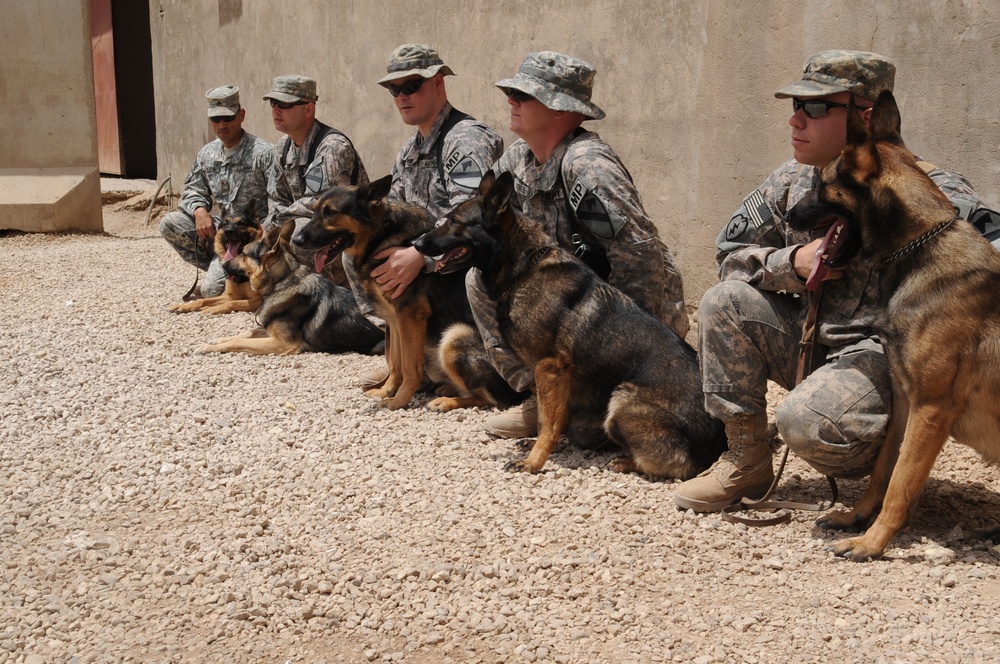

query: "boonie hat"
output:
262 75 318 103
206 85 240 118
496 51 606 120
774 50 895 101
377 44 455 86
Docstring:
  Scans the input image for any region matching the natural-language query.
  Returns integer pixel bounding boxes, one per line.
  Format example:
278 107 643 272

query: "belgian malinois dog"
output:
197 220 382 356
787 90 1000 560
413 172 726 478
292 175 523 411
169 201 264 315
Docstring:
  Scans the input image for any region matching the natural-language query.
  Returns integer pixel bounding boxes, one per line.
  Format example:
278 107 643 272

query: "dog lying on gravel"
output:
412 172 727 478
197 220 383 356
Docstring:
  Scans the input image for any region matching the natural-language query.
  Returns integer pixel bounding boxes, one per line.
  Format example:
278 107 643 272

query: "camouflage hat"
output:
376 44 455 86
496 51 606 120
774 50 895 101
262 75 318 103
206 85 240 118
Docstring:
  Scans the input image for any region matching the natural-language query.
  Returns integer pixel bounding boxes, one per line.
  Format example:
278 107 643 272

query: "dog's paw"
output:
504 458 542 473
826 536 885 562
427 396 459 412
607 456 640 474
194 344 214 354
168 302 195 313
817 509 867 533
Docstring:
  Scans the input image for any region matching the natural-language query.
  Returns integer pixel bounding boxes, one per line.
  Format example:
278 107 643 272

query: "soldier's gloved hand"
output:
194 208 217 241
372 246 425 299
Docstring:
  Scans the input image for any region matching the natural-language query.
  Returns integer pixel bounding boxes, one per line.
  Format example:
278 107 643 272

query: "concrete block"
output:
0 167 104 233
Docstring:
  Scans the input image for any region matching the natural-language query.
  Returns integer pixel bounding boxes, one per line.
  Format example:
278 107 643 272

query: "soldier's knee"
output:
776 392 879 478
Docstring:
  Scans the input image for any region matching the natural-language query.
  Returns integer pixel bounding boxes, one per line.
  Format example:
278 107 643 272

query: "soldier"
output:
160 85 273 298
674 50 1000 512
263 75 368 236
474 51 688 439
357 44 504 390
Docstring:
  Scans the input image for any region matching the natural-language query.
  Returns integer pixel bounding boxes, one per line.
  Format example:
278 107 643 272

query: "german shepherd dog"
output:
292 175 524 411
412 172 727 478
169 201 264 315
787 90 1000 560
197 219 383 355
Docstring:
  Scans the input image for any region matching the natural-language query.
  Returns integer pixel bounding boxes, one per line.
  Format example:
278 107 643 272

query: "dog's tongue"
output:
223 241 239 262
806 217 848 291
313 246 330 274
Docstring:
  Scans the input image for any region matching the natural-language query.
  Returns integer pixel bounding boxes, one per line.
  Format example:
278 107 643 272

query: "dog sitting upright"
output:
787 91 1000 561
169 201 264 315
197 219 383 356
292 175 523 411
412 172 727 478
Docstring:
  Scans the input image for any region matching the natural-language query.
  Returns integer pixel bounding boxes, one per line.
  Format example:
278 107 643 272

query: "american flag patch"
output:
744 189 773 228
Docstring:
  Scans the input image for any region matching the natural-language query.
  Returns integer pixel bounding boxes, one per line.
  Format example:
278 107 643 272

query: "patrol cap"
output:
377 44 455 86
496 51 606 120
774 50 896 101
262 75 318 103
206 85 240 118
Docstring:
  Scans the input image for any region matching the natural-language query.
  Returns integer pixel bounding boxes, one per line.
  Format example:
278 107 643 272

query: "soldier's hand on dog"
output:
372 246 425 298
194 207 217 240
793 237 844 282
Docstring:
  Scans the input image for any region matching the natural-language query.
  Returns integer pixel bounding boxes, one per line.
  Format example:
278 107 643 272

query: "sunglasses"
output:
504 88 535 103
210 114 236 123
386 77 429 98
269 99 309 110
792 98 871 119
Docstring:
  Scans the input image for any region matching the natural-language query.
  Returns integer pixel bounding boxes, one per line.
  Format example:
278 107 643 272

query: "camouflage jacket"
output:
390 102 503 219
493 130 686 333
265 120 369 230
177 131 273 219
717 157 990 347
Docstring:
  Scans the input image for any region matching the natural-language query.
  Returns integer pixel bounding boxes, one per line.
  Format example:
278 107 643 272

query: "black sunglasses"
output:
269 99 309 110
504 88 535 103
386 77 429 98
792 98 871 119
210 114 236 123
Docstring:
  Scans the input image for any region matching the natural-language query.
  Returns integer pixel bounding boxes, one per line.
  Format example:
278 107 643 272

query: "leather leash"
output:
721 221 844 526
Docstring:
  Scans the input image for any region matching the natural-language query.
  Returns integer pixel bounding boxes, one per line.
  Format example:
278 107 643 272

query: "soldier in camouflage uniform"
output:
675 51 1000 512
354 44 504 389
263 75 368 240
474 51 688 438
160 85 273 298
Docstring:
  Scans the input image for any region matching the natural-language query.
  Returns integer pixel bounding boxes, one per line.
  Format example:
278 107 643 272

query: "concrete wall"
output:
0 0 103 232
149 0 1000 302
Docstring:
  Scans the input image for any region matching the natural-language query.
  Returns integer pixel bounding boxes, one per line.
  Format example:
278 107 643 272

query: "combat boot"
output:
485 396 538 438
673 412 774 512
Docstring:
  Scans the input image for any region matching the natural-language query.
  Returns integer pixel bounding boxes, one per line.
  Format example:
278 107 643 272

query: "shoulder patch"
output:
568 178 622 239
447 152 483 193
724 189 773 242
304 161 327 195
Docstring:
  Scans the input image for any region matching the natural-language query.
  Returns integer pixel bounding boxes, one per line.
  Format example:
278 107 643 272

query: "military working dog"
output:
412 172 726 478
292 175 523 411
787 91 1000 561
197 219 382 356
169 202 264 315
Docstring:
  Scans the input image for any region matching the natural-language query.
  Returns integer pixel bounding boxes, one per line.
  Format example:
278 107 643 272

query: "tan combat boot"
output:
485 395 538 438
673 413 774 512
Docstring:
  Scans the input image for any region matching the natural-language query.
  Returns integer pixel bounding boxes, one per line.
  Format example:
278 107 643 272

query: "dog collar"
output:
884 217 955 265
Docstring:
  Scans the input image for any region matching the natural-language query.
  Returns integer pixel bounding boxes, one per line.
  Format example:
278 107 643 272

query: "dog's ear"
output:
276 219 296 248
478 171 496 197
362 175 393 204
263 222 283 247
242 198 258 224
869 90 904 147
483 171 515 218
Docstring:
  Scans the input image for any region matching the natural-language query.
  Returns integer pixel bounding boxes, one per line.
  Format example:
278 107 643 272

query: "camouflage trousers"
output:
699 280 892 478
159 210 226 297
466 268 535 393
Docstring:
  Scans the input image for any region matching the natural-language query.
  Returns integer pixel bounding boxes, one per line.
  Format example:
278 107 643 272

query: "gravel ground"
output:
1 184 999 664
